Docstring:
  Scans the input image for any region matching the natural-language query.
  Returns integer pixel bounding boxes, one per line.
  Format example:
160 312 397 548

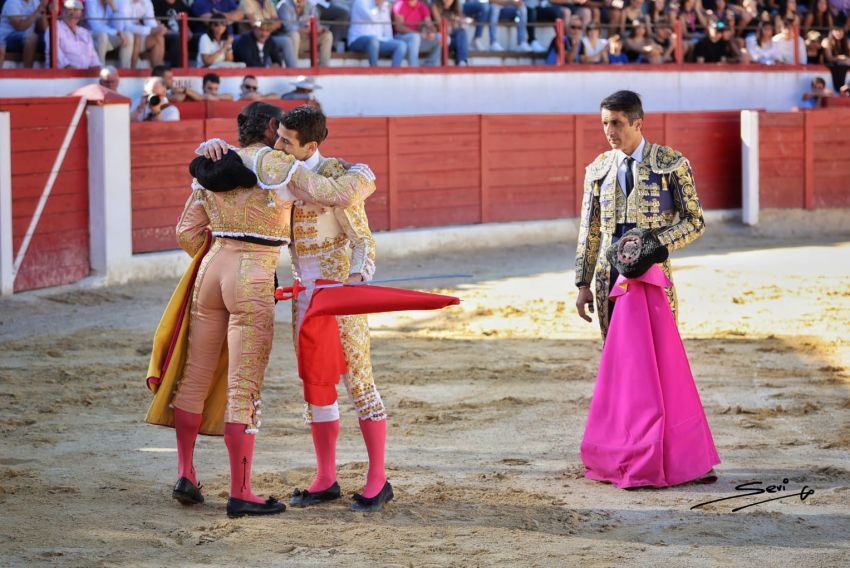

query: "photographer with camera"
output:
131 76 181 122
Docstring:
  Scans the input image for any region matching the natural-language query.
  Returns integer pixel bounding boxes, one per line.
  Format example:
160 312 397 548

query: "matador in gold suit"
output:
575 136 705 337
165 102 376 518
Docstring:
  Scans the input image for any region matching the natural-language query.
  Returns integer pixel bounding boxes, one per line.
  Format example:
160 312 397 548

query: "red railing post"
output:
49 7 58 68
309 16 319 69
674 19 684 64
555 18 565 66
179 12 189 69
792 21 800 65
440 18 449 67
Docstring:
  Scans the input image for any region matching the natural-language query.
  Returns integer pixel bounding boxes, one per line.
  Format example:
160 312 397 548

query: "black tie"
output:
624 157 635 197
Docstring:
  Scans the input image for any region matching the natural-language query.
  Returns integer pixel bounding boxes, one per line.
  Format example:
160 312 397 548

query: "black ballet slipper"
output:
290 482 342 507
226 496 286 518
351 481 394 513
172 477 204 505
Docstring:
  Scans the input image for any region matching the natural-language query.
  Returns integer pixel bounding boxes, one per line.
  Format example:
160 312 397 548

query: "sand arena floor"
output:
1 217 848 567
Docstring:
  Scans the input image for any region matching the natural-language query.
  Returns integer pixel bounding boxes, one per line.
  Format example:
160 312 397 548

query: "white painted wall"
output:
0 113 12 296
0 69 826 116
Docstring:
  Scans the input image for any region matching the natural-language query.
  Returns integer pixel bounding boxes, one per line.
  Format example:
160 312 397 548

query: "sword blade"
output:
301 273 472 291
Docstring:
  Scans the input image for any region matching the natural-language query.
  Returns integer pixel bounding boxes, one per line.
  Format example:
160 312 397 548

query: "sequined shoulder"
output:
317 157 347 179
586 150 615 181
648 144 686 174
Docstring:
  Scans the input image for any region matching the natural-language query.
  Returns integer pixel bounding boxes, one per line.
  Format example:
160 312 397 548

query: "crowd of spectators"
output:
0 0 849 83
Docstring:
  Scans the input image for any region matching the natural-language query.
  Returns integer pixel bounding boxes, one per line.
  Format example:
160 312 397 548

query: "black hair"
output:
243 74 258 83
207 12 229 41
600 90 644 124
151 64 171 78
202 72 221 87
238 102 284 147
281 105 328 146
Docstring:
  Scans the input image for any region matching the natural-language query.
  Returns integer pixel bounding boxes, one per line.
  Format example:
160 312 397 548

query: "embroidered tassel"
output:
266 190 276 208
662 176 668 191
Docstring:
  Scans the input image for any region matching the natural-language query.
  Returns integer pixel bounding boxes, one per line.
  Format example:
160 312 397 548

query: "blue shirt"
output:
190 0 239 34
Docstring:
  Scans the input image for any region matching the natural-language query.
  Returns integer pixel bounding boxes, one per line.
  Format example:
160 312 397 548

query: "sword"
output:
274 274 472 301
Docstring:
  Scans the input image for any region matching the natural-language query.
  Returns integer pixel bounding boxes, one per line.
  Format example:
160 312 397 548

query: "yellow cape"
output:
144 232 228 436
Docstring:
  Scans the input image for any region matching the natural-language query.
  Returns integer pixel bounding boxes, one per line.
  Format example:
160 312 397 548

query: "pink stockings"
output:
175 409 202 485
358 418 387 498
308 420 340 493
224 422 265 503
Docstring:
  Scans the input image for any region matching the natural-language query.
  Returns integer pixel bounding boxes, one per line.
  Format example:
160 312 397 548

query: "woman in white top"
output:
118 0 166 68
581 22 609 64
197 13 245 68
745 20 781 65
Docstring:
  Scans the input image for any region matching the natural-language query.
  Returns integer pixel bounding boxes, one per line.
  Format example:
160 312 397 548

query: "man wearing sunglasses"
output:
238 74 278 100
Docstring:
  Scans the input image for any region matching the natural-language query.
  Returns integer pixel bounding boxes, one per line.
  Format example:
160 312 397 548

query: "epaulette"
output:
317 157 347 179
648 144 686 174
585 150 615 181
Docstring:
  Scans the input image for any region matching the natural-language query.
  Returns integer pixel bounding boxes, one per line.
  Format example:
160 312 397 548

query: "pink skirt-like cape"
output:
580 265 720 488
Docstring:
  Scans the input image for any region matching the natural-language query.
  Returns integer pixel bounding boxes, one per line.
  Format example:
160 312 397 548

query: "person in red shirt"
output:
392 0 441 66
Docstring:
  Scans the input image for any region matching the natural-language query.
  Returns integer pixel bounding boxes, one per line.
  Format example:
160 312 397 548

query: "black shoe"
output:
351 481 394 512
172 477 204 505
290 482 342 507
226 496 286 519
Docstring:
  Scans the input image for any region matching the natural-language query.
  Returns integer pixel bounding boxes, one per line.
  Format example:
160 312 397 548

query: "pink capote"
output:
580 265 720 488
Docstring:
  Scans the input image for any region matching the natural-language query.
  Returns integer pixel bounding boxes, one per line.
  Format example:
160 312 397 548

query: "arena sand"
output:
1 218 848 567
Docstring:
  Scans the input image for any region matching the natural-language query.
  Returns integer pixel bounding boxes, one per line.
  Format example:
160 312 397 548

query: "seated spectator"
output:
431 0 469 65
279 0 333 66
678 0 702 43
152 0 191 68
47 0 101 69
621 0 650 35
189 0 243 37
348 0 407 66
822 24 850 89
546 15 584 63
771 16 806 63
799 76 834 108
312 1 351 53
0 0 49 68
86 0 133 68
119 0 167 68
281 75 322 109
201 72 234 100
130 76 180 122
828 0 849 27
462 0 492 51
804 0 833 33
652 18 677 63
805 29 824 63
152 64 203 102
392 0 441 66
233 19 284 67
625 19 662 63
580 21 608 63
238 74 279 100
607 33 630 63
242 0 298 67
197 12 247 68
98 65 120 90
693 19 738 62
489 0 531 52
774 0 801 31
524 0 560 53
746 20 782 64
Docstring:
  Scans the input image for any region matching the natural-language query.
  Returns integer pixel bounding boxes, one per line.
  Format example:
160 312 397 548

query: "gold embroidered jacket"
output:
575 142 705 288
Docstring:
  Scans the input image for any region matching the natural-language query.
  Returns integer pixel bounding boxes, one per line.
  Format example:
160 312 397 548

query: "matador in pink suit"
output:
574 91 719 488
169 102 376 518
199 105 391 512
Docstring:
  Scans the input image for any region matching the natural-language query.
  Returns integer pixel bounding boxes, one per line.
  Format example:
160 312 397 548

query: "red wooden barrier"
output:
0 97 89 291
129 111 745 253
758 112 804 209
130 120 204 253
809 109 850 208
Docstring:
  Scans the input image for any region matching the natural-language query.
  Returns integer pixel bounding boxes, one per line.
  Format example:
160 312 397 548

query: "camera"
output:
147 94 161 107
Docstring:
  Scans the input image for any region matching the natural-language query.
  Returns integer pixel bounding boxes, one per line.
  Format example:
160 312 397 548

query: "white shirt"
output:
746 33 781 65
616 137 645 195
118 0 158 36
197 34 227 67
771 32 806 64
134 97 181 121
303 149 322 172
348 0 393 45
